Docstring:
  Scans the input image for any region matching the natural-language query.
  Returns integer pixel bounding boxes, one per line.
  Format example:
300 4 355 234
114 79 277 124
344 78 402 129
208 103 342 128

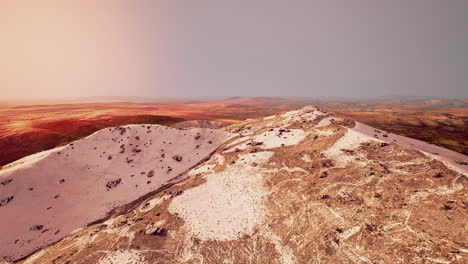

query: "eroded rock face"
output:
0 125 234 262
6 106 468 264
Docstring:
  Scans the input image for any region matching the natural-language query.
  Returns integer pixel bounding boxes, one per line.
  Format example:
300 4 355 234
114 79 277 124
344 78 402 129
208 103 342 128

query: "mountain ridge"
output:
1 106 467 264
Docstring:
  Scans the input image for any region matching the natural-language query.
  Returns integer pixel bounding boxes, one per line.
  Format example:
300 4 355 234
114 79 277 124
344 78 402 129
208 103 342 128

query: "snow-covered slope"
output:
0 125 234 261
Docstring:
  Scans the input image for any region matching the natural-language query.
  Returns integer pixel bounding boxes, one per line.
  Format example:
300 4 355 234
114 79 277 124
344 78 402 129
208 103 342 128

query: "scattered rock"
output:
252 141 263 146
106 179 122 189
172 155 183 162
365 224 376 232
144 226 168 236
441 204 453 210
171 190 183 197
321 159 334 168
319 171 328 178
30 225 44 231
117 127 127 135
59 179 65 184
340 149 355 154
0 196 14 207
379 163 390 174
318 194 331 200
90 225 108 236
95 225 108 232
114 221 128 228
148 170 155 178
1 179 13 186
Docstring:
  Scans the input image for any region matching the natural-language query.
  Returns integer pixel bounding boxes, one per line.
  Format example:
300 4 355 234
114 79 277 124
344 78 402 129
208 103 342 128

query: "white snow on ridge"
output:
324 128 381 166
352 122 468 174
0 124 234 261
169 152 273 242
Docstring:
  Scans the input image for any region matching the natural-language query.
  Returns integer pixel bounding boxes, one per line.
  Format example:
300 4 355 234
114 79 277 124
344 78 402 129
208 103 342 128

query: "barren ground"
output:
2 106 465 264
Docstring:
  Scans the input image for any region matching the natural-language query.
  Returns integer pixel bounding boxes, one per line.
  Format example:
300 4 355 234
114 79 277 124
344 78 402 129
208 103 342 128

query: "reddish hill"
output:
0 115 183 167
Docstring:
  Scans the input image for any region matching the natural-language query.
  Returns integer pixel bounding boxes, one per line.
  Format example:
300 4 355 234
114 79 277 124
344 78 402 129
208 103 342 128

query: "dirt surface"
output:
2 106 467 264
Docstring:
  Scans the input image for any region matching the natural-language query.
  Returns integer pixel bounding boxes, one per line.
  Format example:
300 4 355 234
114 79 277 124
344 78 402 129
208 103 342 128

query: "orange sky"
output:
1 1 158 100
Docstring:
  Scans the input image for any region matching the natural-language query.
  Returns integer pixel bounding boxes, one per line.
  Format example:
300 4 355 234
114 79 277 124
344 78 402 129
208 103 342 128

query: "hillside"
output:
1 106 467 264
0 115 184 167
0 125 233 262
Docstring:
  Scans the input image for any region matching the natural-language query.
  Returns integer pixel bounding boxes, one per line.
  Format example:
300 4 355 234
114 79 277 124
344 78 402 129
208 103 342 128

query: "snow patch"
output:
99 250 146 264
324 128 380 166
315 117 343 128
169 156 271 241
253 129 307 149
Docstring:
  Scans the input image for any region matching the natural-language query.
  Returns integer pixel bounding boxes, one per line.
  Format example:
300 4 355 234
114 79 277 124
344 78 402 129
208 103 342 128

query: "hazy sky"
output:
1 0 467 100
